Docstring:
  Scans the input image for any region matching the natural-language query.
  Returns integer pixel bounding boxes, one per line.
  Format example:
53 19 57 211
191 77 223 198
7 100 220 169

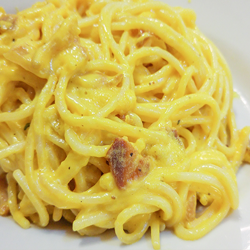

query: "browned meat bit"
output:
165 127 183 146
106 138 150 189
172 128 178 138
0 174 9 216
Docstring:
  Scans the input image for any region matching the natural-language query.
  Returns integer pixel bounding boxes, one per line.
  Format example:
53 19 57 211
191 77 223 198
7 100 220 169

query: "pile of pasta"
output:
0 0 249 249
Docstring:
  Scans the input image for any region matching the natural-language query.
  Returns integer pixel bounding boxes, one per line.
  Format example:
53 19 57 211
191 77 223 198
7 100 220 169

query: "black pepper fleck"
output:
24 123 30 130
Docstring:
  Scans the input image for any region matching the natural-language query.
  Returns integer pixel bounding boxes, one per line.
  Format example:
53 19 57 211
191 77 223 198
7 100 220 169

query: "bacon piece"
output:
0 175 9 216
106 138 150 189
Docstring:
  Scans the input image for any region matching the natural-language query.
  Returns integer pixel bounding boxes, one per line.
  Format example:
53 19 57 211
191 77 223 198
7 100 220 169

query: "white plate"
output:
0 0 250 249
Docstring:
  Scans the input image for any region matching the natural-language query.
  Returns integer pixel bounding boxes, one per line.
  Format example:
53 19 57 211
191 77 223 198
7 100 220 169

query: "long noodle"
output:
0 0 249 249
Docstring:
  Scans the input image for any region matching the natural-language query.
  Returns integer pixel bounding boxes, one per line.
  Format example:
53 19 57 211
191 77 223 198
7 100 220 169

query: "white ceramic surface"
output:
0 0 250 250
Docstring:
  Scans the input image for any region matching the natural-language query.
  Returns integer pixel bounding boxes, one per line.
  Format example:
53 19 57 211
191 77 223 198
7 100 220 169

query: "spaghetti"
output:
0 0 249 249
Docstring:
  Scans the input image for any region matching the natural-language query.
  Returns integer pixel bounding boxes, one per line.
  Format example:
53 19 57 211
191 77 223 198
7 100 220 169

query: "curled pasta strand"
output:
13 169 50 227
115 204 157 244
6 172 30 229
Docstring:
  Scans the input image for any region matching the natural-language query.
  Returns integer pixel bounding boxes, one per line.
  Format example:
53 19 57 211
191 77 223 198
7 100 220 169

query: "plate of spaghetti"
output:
0 0 250 249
